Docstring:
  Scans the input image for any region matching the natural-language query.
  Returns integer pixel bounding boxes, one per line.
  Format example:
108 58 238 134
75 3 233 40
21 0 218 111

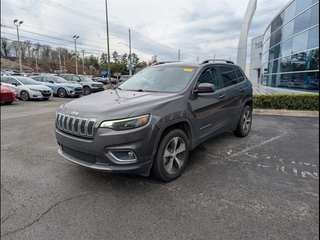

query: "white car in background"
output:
0 76 53 101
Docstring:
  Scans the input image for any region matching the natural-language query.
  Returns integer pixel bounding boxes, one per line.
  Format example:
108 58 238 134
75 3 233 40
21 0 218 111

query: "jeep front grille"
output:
56 113 96 137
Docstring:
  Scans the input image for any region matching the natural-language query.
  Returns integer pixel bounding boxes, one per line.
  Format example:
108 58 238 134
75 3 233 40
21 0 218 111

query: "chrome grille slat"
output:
56 114 96 137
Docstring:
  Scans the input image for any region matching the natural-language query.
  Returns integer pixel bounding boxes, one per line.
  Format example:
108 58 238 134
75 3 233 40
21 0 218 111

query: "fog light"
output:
108 150 137 164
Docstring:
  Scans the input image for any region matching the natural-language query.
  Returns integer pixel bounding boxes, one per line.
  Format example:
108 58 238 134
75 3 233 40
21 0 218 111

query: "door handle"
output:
218 94 226 99
239 88 244 91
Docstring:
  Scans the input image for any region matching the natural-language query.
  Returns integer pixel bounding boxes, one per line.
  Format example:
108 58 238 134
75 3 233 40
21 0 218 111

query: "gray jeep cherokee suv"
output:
55 59 253 181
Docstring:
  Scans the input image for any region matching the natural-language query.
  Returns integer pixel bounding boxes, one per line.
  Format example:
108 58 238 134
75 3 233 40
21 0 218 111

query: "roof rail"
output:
199 59 234 65
151 61 181 66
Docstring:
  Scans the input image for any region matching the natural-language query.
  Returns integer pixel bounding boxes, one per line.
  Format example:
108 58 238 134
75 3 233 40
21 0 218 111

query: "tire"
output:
152 129 189 182
233 105 252 137
57 88 67 98
20 91 30 101
83 86 91 95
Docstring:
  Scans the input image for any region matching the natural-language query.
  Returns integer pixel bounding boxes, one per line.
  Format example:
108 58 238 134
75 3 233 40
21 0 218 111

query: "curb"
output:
253 109 319 117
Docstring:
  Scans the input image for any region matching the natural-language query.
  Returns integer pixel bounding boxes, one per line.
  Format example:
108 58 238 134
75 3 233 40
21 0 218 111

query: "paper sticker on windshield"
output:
183 68 193 72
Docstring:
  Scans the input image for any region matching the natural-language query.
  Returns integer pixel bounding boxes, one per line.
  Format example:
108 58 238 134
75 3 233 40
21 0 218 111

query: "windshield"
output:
79 75 93 82
51 76 68 83
118 66 197 92
17 77 42 85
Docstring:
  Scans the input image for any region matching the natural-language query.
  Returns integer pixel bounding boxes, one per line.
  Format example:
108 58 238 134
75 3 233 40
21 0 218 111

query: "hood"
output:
1 85 15 93
26 84 52 91
58 89 181 120
56 83 82 88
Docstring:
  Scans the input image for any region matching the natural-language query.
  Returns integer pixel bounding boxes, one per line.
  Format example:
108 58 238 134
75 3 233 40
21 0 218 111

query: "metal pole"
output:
58 52 62 73
13 20 23 73
82 50 85 74
105 0 112 88
73 36 78 74
128 28 132 76
63 55 66 73
35 58 38 73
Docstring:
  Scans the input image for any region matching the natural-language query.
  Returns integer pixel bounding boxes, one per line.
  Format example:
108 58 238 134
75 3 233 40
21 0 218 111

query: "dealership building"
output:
249 0 319 92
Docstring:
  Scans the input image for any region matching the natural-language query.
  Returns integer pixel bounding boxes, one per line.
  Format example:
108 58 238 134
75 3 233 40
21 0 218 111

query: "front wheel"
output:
20 91 30 101
57 88 67 98
233 105 252 137
83 86 91 95
152 129 189 182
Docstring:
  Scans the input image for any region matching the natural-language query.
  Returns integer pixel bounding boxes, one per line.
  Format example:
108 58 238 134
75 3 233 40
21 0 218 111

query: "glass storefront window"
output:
263 26 271 44
262 39 270 55
308 26 319 49
282 21 294 40
307 49 319 70
280 56 291 72
293 9 311 34
281 38 293 57
310 3 319 26
292 31 309 53
291 52 307 71
270 28 283 48
284 1 296 24
271 15 283 35
295 0 313 15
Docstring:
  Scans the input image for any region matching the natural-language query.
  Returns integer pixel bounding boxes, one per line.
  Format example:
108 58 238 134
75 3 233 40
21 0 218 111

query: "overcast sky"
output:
1 0 290 63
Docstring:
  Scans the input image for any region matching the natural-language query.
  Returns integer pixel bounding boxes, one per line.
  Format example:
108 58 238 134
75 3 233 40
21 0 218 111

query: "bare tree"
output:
0 37 11 58
10 41 20 58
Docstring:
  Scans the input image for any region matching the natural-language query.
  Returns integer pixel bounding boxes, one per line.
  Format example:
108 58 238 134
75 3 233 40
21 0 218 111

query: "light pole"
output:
32 48 38 73
73 35 79 74
105 0 112 88
128 28 132 76
13 19 23 73
81 50 85 74
119 41 132 76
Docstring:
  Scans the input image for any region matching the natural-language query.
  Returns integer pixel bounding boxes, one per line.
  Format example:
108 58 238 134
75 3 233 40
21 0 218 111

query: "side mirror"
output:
11 83 17 86
194 83 215 94
49 80 54 83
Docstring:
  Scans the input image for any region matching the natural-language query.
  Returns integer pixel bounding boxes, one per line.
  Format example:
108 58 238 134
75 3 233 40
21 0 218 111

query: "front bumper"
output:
30 90 52 100
55 122 157 176
91 86 105 93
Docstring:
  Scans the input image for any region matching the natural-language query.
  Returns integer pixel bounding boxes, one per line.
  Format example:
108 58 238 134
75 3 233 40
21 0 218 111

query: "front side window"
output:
52 76 68 83
1 77 9 83
43 77 52 82
219 66 238 87
197 66 220 90
7 78 19 85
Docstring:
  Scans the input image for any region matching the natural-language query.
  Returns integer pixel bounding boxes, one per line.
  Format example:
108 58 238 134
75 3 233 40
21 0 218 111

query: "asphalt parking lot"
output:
1 97 319 240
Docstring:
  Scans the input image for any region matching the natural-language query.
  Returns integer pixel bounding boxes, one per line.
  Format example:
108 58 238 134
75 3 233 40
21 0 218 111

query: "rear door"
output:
218 65 245 124
190 66 229 139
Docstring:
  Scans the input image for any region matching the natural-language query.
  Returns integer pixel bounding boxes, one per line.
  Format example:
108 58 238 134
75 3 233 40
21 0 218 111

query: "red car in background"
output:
0 83 18 104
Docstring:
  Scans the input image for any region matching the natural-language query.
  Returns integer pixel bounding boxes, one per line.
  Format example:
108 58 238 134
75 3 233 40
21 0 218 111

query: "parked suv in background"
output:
58 74 104 95
55 59 253 181
31 75 83 98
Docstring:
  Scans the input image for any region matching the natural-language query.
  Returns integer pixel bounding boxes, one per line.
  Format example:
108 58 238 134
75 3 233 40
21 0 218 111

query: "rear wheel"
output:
57 88 67 98
83 86 91 95
233 105 252 137
20 91 30 101
152 129 189 182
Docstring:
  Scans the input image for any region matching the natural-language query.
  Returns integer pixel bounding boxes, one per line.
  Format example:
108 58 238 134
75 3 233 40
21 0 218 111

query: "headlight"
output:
99 114 150 130
30 88 40 92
